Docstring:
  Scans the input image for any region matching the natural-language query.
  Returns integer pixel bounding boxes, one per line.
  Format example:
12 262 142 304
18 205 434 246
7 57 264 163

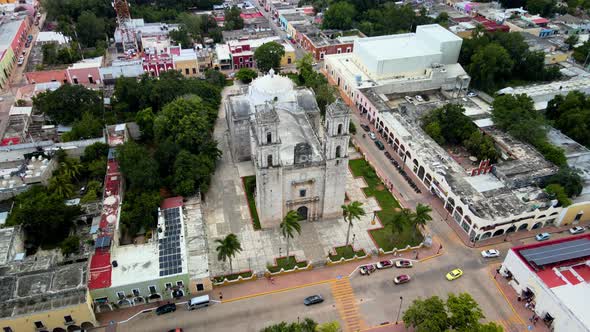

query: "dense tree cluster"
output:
294 54 336 115
460 31 561 92
492 94 567 167
499 0 566 16
422 104 499 162
546 91 590 148
260 318 340 332
403 293 504 332
41 43 81 66
224 6 244 31
322 1 433 36
33 84 103 125
254 42 286 73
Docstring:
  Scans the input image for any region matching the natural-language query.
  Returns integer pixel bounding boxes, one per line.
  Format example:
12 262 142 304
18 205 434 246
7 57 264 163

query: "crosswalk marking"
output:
331 278 364 332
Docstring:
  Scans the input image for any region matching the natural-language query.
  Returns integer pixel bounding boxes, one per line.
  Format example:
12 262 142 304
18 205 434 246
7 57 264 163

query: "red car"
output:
395 260 413 268
394 274 411 284
376 260 393 269
359 264 376 275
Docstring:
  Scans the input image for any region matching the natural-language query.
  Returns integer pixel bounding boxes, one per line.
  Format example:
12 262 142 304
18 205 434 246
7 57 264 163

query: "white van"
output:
187 295 210 310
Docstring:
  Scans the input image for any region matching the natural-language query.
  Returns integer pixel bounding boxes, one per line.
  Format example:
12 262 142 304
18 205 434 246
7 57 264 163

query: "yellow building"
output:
559 201 590 226
280 43 295 67
0 263 98 332
173 49 199 77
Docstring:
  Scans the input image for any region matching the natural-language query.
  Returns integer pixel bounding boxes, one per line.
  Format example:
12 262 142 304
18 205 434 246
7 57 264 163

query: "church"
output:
224 69 350 228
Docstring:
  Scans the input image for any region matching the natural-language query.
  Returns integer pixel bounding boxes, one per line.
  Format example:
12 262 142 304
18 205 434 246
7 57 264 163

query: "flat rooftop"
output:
110 242 159 287
0 227 15 266
362 89 557 220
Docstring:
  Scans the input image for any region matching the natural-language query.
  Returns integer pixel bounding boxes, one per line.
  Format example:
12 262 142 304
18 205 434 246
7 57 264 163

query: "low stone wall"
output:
266 262 313 276
326 251 370 265
212 272 257 287
378 243 424 256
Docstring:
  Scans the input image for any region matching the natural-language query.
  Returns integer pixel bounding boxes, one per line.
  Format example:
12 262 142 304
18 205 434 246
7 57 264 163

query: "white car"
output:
404 96 415 103
569 226 585 235
467 91 477 97
17 56 24 65
415 95 424 102
481 249 500 258
536 233 551 241
369 132 376 140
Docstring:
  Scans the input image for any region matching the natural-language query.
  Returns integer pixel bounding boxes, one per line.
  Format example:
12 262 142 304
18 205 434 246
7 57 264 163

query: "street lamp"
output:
396 296 403 324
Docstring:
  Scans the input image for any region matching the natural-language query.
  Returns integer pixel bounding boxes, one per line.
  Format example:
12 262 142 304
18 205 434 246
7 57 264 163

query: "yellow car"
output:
446 268 463 281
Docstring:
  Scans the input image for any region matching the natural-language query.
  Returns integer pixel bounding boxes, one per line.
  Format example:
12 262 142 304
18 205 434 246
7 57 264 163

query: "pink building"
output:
25 57 102 84
141 46 179 76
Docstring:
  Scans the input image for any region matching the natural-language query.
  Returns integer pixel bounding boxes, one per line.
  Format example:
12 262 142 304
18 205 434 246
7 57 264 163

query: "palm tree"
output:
387 208 413 239
341 201 365 246
280 210 302 257
61 158 82 182
49 175 75 199
413 203 432 234
215 233 242 273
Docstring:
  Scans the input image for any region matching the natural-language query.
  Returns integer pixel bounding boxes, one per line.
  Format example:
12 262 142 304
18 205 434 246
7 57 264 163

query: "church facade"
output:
224 70 350 228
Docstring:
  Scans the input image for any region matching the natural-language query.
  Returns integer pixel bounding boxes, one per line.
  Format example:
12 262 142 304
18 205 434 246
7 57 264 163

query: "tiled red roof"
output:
161 196 184 210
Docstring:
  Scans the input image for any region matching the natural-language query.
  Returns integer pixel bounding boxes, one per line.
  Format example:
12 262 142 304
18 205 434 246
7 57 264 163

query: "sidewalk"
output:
94 243 444 326
488 264 551 332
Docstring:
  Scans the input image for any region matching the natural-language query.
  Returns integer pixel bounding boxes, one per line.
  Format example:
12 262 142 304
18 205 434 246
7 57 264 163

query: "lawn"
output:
328 245 366 261
267 256 308 273
243 176 261 230
349 159 423 251
213 271 253 283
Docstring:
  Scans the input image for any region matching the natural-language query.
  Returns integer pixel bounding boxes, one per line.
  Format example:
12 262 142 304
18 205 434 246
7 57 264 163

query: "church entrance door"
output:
297 206 308 221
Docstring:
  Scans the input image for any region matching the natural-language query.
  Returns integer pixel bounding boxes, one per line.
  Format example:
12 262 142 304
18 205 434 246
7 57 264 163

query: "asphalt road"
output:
117 284 342 332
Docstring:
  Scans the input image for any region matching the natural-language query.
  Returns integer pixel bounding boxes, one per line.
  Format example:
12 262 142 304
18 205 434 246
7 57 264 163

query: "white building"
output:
498 77 590 110
224 70 350 227
499 235 590 332
324 24 470 113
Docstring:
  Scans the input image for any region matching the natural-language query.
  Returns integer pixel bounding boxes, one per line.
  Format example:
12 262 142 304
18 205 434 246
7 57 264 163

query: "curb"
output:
487 266 527 327
418 251 443 263
221 278 337 303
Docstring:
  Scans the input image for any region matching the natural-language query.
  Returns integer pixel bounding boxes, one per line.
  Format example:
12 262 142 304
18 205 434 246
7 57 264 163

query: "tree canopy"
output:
33 84 103 125
545 91 590 148
117 141 160 190
254 42 285 73
403 293 504 332
322 2 355 30
235 68 258 83
224 6 244 31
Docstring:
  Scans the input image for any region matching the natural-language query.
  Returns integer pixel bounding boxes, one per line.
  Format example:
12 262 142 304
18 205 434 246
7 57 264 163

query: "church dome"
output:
248 69 296 105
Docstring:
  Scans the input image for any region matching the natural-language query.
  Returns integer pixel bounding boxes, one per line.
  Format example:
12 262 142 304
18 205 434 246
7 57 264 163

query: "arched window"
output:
335 146 341 158
337 124 343 135
267 155 273 166
266 132 272 143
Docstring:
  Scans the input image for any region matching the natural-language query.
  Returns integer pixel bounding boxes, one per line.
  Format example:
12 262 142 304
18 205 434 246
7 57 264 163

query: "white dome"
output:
248 69 296 105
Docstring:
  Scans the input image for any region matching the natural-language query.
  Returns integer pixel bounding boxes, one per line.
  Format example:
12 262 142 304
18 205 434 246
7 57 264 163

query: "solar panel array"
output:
520 238 590 267
158 207 183 277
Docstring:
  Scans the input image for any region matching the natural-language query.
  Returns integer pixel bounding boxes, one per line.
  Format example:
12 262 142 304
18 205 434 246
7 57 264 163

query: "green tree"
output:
468 43 514 92
254 42 285 73
322 2 355 30
178 13 203 40
424 121 445 145
60 158 83 182
545 184 572 207
544 167 583 197
62 112 104 141
435 12 449 25
7 186 81 249
526 0 556 16
573 40 590 64
235 68 258 83
81 142 109 163
205 69 227 87
136 107 155 140
446 293 484 331
116 141 160 190
60 235 80 256
387 208 413 239
316 321 340 332
403 296 449 332
86 158 107 180
280 210 302 257
48 175 75 199
170 27 192 47
224 6 244 31
413 203 432 233
120 189 161 237
341 201 365 246
81 180 102 203
260 318 318 332
33 84 103 124
215 233 242 272
349 122 356 135
173 150 216 196
565 34 579 50
76 11 106 47
492 94 546 144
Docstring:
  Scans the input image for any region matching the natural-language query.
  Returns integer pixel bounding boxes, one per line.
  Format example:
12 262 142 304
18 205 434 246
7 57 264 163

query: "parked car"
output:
369 132 376 140
404 96 415 103
467 91 477 97
569 226 585 235
481 249 500 258
384 151 392 159
361 124 370 132
446 268 463 281
393 274 411 284
415 95 424 102
155 303 176 315
422 94 430 101
395 260 413 268
359 264 376 275
376 260 393 269
303 294 324 306
17 56 24 66
27 34 33 41
374 140 385 150
535 233 551 241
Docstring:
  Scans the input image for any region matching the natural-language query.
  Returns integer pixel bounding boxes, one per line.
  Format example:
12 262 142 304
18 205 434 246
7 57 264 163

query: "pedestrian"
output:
219 292 223 300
